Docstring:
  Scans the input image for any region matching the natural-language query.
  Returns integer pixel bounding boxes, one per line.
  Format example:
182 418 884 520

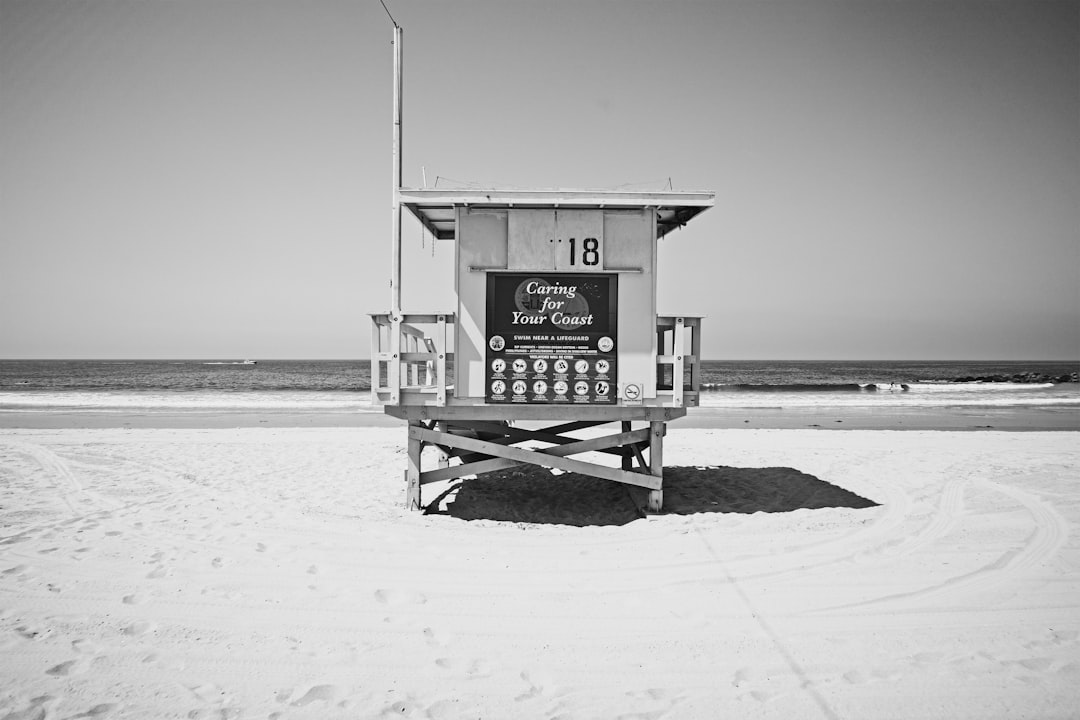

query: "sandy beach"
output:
2 418 1078 719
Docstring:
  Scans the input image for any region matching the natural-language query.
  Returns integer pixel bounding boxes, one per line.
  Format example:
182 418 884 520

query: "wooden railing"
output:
655 315 703 407
369 313 455 406
370 313 702 408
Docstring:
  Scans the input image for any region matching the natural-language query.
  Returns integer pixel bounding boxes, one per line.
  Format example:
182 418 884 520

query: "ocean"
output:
1 359 1077 415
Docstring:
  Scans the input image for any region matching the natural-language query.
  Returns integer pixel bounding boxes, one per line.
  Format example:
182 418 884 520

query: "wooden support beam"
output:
435 420 450 469
542 420 611 435
419 455 517 485
648 420 665 512
437 420 627 460
406 420 422 510
418 425 651 483
411 426 660 490
472 421 626 455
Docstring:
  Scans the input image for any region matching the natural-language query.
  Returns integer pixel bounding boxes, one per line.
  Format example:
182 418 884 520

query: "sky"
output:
1 0 1077 361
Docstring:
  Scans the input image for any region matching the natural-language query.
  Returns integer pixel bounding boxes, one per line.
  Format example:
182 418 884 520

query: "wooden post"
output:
648 420 664 512
656 325 666 390
690 317 702 395
370 317 383 404
435 314 447 406
621 420 633 470
436 420 450 469
672 317 685 407
406 420 422 510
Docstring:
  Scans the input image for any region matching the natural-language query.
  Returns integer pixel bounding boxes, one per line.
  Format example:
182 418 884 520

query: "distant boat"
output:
241 360 258 365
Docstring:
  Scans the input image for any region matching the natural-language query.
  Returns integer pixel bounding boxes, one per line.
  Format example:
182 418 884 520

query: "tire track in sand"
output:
0 440 126 547
820 477 1068 612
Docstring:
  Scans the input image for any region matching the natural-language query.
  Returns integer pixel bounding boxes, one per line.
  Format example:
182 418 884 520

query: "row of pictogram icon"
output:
491 357 611 376
490 379 611 397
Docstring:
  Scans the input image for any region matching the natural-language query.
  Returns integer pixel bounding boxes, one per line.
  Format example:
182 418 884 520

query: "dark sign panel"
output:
486 273 617 404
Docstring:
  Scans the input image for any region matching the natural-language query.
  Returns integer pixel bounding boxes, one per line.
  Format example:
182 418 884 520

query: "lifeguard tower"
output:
368 26 714 513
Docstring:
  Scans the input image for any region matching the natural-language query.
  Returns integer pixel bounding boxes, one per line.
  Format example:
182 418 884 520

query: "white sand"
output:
1 427 1078 719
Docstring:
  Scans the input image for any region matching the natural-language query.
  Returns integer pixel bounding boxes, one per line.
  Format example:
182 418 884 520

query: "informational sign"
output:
486 273 617 404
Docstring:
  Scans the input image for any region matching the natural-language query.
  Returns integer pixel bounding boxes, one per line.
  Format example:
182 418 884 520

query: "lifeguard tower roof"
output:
400 188 714 241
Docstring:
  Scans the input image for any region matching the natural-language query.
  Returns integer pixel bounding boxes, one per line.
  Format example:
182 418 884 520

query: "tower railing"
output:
655 315 703 408
369 312 454 406
368 314 701 408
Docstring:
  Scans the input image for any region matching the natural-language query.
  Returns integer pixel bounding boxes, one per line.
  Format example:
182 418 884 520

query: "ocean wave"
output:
704 383 908 393
702 381 1059 394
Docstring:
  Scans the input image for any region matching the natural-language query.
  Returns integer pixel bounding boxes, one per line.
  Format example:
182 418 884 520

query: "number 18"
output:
568 237 600 266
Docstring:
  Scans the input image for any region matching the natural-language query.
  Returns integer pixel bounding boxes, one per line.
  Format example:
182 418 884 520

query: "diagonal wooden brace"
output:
410 425 660 490
414 425 652 484
445 420 627 458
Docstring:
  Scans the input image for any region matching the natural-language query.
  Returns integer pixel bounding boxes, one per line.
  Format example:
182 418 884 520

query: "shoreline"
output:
1 403 1076 431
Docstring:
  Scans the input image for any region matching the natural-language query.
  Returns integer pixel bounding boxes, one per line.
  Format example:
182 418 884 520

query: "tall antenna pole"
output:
390 24 403 318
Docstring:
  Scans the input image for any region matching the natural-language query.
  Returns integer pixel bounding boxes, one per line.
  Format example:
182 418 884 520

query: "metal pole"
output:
390 24 403 318
387 24 403 405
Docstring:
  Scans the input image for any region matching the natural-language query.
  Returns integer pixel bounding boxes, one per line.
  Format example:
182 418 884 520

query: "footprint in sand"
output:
374 589 427 606
731 667 780 703
627 688 674 702
427 698 481 720
1016 657 1055 672
731 667 755 688
122 620 156 637
1052 630 1079 644
146 565 168 579
142 652 185 671
747 689 780 703
2 695 57 719
16 623 53 641
71 638 100 654
46 657 91 676
434 657 493 677
1026 629 1079 650
515 670 560 702
287 684 339 707
842 669 870 685
187 682 229 705
380 699 427 718
422 627 453 647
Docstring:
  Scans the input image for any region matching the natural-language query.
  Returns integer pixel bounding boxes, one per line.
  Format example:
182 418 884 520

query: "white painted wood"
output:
456 207 507 398
508 209 555 270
